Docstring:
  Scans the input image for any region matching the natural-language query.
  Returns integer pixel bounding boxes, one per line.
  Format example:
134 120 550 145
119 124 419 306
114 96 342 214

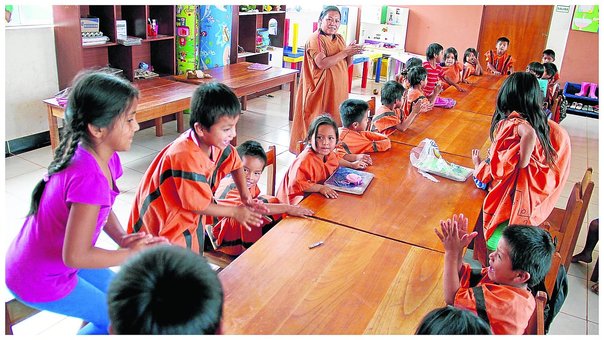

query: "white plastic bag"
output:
410 138 473 182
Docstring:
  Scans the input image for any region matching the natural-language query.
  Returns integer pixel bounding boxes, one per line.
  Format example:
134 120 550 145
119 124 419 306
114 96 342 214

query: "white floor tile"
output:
548 312 587 335
588 321 599 335
16 146 55 168
587 283 599 322
116 143 157 165
561 274 588 318
5 155 44 179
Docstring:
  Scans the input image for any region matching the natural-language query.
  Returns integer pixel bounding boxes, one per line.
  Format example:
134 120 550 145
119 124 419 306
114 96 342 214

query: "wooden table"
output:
390 108 492 157
172 62 299 121
219 217 446 334
300 143 485 253
440 86 499 115
466 74 507 90
43 78 198 152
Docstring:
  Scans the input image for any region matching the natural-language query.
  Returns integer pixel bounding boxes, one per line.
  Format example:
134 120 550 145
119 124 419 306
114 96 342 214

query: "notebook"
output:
247 63 272 71
324 167 374 195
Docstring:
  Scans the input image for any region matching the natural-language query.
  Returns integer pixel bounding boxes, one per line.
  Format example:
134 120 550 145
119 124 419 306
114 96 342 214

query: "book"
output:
324 167 374 195
247 63 272 71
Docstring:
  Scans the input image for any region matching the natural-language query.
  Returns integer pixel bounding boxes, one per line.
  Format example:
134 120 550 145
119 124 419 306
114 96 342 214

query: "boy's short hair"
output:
339 98 369 127
527 62 545 77
415 306 492 335
497 36 510 44
380 80 405 105
190 82 240 130
543 62 558 77
503 225 555 287
108 246 223 335
542 49 556 60
407 66 428 86
236 140 267 167
426 42 444 60
444 47 458 61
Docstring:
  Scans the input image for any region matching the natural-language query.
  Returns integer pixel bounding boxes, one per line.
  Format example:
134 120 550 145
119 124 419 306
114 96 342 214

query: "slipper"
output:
591 282 598 295
570 102 578 109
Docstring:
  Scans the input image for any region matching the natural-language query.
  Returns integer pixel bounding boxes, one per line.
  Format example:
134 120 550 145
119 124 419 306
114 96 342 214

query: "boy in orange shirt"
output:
128 83 266 254
484 37 514 75
370 80 430 136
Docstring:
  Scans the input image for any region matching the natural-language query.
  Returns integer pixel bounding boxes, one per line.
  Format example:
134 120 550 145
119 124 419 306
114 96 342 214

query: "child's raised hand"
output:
234 206 264 231
434 214 476 253
471 149 482 167
454 213 477 248
319 185 338 199
286 205 315 217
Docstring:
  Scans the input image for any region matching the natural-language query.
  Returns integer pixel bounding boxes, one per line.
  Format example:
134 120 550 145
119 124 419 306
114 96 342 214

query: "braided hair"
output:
28 71 138 216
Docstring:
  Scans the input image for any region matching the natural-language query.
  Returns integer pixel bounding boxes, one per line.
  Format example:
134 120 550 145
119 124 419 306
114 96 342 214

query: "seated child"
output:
370 80 429 136
405 66 435 116
415 305 492 335
206 141 314 256
484 36 514 75
127 82 266 254
441 47 465 92
276 114 342 205
434 214 554 335
527 62 548 100
542 62 559 103
462 47 483 81
395 57 423 88
422 43 445 102
541 49 560 83
108 245 223 334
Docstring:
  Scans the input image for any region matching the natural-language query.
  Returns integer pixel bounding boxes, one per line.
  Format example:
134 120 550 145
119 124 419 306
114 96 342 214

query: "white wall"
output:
5 26 59 140
545 5 574 68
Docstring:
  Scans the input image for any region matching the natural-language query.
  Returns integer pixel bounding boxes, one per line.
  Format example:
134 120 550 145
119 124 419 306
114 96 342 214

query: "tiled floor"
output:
3 78 599 335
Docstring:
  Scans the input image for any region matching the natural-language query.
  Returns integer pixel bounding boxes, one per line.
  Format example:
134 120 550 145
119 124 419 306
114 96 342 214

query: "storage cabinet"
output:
53 5 175 89
563 82 599 119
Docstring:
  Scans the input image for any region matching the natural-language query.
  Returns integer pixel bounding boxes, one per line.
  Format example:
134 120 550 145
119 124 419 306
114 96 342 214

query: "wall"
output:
560 27 599 85
545 5 574 69
5 26 59 141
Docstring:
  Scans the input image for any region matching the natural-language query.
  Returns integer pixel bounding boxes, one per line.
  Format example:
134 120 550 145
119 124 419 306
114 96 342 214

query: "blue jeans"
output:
11 268 115 335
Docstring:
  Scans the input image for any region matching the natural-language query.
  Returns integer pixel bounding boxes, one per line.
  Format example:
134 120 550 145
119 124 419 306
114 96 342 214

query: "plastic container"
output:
256 28 269 52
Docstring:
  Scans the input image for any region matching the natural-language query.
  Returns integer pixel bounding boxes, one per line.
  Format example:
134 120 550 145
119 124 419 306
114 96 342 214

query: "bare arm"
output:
102 210 165 248
305 183 338 199
517 123 537 168
196 202 263 231
339 153 371 169
264 203 314 217
314 41 362 70
232 167 252 205
442 74 466 92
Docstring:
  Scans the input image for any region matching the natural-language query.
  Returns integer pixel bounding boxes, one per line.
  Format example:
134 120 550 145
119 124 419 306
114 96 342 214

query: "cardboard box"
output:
80 18 99 33
116 20 127 40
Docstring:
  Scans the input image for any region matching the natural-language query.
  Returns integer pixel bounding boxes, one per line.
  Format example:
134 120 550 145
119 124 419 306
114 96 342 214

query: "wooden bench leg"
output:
176 111 185 133
47 106 60 153
241 96 248 111
154 117 163 137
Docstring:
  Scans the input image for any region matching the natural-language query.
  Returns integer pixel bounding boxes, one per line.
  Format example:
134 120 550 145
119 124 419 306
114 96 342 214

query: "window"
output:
5 5 52 27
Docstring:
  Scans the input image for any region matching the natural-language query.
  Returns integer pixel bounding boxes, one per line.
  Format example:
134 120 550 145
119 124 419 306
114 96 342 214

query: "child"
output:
370 80 429 136
471 72 571 254
128 82 266 255
434 214 554 334
484 36 515 75
206 141 314 256
422 43 445 101
542 62 560 104
405 66 435 117
415 306 492 335
526 61 544 78
395 56 423 88
441 47 466 92
5 72 168 335
276 114 341 205
541 49 560 83
108 245 223 334
462 47 483 81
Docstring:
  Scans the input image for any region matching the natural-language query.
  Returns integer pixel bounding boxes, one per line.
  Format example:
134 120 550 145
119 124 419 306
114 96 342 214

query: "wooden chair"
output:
5 298 40 335
524 291 548 334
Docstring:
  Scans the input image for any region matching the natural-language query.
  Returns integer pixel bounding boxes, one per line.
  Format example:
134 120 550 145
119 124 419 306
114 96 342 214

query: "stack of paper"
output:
117 36 142 46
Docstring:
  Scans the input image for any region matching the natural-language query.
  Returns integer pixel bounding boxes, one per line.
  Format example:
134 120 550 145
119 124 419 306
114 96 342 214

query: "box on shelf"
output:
116 20 127 40
80 17 100 33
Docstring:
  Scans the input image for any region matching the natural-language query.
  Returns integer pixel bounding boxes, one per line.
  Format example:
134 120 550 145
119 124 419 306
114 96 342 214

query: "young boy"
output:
435 214 554 335
206 140 314 256
542 62 559 104
127 83 265 254
370 80 429 136
526 62 548 99
541 49 560 84
108 245 223 334
484 37 515 75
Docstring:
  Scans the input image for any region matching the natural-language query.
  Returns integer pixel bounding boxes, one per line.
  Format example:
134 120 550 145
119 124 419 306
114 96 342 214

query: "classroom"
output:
4 3 599 336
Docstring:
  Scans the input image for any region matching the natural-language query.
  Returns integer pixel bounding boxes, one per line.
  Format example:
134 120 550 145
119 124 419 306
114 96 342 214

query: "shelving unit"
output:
230 5 286 65
563 82 599 119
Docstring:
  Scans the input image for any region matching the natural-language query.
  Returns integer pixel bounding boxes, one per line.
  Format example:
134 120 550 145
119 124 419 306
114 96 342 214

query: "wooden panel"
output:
238 15 258 53
53 5 85 89
89 5 117 42
149 5 175 36
120 5 147 38
82 47 109 69
150 38 176 76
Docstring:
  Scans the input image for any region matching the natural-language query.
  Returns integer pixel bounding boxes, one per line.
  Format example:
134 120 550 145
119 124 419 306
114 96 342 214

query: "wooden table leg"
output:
241 96 247 111
176 111 185 133
361 61 368 89
46 105 60 153
155 117 163 137
289 75 297 121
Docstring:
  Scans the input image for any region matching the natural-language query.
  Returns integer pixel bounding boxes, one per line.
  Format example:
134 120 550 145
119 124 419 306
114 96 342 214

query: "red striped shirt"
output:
422 61 443 96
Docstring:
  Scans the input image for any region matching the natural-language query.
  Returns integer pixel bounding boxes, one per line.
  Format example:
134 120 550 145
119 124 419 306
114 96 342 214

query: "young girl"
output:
422 43 444 102
5 72 168 334
462 48 483 81
471 72 571 257
395 57 423 89
441 47 465 92
405 66 435 115
277 114 341 205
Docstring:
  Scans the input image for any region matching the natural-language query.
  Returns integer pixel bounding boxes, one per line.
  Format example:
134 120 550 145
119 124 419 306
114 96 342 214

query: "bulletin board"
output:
572 5 599 33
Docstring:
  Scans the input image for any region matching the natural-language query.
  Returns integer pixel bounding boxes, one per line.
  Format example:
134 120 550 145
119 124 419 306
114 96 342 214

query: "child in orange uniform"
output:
462 48 483 81
206 141 314 256
441 47 466 92
371 80 430 136
484 36 514 75
405 66 435 117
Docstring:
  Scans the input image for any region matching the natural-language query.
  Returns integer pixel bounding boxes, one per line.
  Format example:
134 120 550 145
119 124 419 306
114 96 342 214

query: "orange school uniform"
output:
276 146 339 205
484 50 514 75
442 61 463 89
370 104 404 136
127 130 242 254
474 112 571 241
405 87 429 115
335 127 391 157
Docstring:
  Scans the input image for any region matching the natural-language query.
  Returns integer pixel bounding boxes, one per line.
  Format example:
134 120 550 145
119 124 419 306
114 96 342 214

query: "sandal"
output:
591 282 598 295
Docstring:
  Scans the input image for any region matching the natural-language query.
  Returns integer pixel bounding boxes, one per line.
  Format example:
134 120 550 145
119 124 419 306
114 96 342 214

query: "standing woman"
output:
289 6 364 153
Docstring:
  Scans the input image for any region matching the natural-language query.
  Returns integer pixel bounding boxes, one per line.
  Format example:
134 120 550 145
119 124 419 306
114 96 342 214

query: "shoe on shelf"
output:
588 82 598 99
570 102 578 109
577 81 591 97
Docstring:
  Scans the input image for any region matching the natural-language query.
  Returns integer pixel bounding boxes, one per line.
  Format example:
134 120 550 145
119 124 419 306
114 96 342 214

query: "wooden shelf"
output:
232 5 286 65
82 42 119 49
240 11 286 16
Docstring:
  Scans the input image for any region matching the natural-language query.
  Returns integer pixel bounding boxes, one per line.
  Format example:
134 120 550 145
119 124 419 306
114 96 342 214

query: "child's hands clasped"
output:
351 154 372 170
244 197 270 214
319 185 338 199
434 213 477 253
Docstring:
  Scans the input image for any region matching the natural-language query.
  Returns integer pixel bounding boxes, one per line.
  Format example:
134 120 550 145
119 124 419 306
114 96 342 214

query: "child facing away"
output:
484 36 515 75
206 141 314 256
434 214 554 334
5 72 169 335
405 66 436 117
394 56 423 87
441 47 466 92
277 114 343 205
370 80 430 136
415 305 492 335
462 47 483 81
108 245 223 334
471 72 571 254
127 82 267 255
526 61 548 100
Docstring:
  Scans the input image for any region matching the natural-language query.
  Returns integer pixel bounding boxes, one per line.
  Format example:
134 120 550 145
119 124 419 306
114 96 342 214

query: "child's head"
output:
542 62 558 81
526 61 545 78
380 80 405 106
399 57 423 88
190 82 240 149
407 66 428 87
542 49 556 64
339 98 370 131
463 48 478 64
305 114 338 157
108 245 223 334
443 47 458 67
236 140 268 189
415 306 492 335
426 42 444 62
495 37 510 55
488 225 554 287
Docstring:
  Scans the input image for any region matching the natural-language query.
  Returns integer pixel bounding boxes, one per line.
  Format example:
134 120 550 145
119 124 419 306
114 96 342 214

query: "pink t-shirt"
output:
422 60 444 97
5 146 122 302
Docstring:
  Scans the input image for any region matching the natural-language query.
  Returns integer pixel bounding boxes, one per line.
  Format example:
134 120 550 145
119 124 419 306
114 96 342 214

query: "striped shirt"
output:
422 61 443 96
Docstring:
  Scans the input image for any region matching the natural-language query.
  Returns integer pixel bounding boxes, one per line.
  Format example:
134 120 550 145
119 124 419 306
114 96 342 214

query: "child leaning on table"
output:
405 66 435 116
462 47 483 81
206 140 314 256
441 47 466 92
484 36 515 75
370 80 430 136
434 214 554 334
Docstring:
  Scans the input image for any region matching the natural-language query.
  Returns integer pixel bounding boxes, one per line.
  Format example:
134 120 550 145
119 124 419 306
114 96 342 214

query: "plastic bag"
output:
410 138 473 182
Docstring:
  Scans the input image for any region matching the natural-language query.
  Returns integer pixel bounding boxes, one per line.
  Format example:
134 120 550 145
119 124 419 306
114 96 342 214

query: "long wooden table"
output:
439 85 499 115
219 217 446 334
300 143 485 253
43 78 198 151
467 74 507 90
172 62 299 121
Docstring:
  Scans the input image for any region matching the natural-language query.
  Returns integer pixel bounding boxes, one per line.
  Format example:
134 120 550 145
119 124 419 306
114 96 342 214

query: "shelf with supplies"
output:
231 5 287 65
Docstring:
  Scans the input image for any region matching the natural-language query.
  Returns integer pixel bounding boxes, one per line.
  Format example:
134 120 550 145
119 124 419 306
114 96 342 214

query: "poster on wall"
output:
176 5 200 75
199 5 233 69
571 5 599 32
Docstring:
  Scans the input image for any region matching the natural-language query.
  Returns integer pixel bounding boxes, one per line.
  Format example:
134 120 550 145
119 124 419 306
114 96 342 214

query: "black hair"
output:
502 225 555 287
27 71 138 216
444 47 458 61
543 62 558 77
400 57 423 81
407 66 428 87
339 98 369 127
236 140 267 167
497 36 510 44
108 245 223 335
426 42 444 60
380 80 405 105
304 114 339 145
492 72 556 166
542 49 555 60
463 48 478 64
189 82 240 130
527 62 545 78
415 306 492 335
319 5 340 21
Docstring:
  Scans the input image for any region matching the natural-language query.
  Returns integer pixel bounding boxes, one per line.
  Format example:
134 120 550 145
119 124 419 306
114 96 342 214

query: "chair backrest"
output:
366 96 376 130
5 298 40 335
544 251 562 298
550 95 561 122
265 145 277 196
524 290 548 335
547 183 583 273
563 167 594 269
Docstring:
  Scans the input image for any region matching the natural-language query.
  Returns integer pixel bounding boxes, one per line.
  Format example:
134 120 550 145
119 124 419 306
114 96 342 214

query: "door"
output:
477 6 553 75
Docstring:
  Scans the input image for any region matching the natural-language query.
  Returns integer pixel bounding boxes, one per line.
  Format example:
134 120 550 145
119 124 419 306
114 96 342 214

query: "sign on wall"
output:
571 5 599 32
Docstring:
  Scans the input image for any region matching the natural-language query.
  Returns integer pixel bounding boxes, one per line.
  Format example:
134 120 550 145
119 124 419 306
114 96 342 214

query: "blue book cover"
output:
324 167 374 195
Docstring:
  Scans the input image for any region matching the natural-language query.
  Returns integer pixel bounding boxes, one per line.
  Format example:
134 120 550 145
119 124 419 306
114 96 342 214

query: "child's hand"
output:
319 185 338 199
125 235 170 253
434 214 476 253
434 82 443 95
471 149 482 167
351 159 369 170
286 205 315 217
233 206 264 231
246 198 270 214
356 153 373 165
118 231 150 248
